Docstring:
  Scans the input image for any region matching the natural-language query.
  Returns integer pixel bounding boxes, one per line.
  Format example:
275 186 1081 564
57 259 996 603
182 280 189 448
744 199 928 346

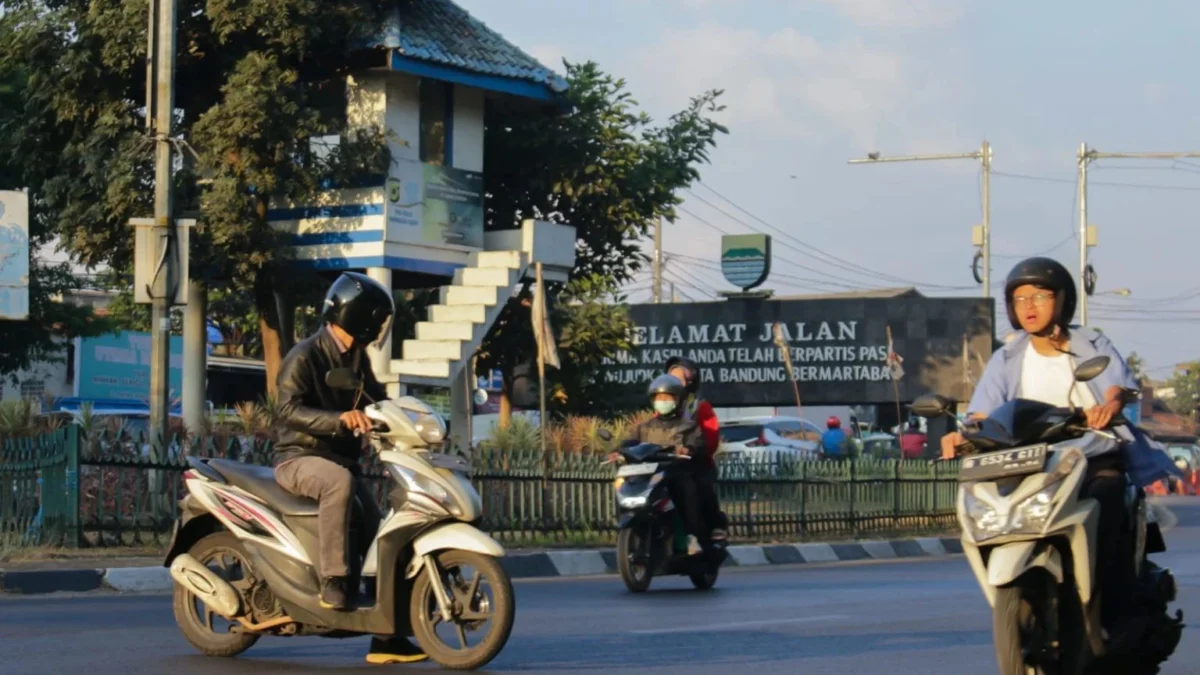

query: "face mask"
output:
653 400 677 416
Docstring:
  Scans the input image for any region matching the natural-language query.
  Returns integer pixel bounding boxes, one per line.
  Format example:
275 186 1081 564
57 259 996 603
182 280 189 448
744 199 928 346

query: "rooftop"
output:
366 0 568 100
773 287 924 301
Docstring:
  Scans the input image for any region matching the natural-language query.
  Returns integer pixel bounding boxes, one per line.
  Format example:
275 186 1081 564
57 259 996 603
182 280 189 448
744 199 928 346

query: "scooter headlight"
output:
616 472 664 509
1011 481 1064 532
964 490 1007 540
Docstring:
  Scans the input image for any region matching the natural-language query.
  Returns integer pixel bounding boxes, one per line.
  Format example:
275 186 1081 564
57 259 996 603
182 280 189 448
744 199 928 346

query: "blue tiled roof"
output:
366 0 568 94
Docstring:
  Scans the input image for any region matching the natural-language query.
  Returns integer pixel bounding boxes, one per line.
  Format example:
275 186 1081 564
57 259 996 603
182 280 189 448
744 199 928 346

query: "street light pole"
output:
849 140 993 297
1075 145 1200 326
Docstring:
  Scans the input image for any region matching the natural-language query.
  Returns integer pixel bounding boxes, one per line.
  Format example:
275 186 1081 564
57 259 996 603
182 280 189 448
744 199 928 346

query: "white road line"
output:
630 614 850 635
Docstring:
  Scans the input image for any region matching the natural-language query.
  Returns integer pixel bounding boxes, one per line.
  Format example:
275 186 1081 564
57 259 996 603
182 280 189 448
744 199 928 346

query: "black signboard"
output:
599 295 994 407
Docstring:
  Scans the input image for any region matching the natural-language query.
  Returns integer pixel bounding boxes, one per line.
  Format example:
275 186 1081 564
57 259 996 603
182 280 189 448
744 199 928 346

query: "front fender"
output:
405 522 505 579
986 541 1064 589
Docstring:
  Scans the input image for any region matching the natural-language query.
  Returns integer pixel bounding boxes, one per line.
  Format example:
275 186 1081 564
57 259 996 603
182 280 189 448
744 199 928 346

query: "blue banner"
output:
75 332 184 402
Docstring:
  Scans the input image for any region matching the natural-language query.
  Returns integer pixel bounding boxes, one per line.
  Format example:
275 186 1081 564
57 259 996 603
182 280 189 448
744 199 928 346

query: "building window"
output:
20 380 45 401
419 79 452 166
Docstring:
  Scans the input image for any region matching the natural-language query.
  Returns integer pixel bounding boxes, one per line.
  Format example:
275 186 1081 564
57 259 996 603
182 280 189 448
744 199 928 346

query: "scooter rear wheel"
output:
172 531 259 658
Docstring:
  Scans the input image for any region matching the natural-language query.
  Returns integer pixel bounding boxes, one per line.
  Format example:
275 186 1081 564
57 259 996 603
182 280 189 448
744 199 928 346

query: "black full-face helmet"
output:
1004 257 1077 332
664 356 700 395
322 272 395 348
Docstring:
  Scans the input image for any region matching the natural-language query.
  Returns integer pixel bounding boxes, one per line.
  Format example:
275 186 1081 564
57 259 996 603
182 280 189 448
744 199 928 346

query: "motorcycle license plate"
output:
958 444 1049 482
618 463 658 477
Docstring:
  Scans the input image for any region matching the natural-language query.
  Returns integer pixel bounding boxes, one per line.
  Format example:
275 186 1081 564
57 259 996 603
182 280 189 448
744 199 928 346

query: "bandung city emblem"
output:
720 234 772 291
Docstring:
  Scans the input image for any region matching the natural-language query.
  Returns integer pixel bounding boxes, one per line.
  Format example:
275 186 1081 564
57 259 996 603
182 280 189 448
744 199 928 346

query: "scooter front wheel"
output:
618 527 653 593
409 550 515 671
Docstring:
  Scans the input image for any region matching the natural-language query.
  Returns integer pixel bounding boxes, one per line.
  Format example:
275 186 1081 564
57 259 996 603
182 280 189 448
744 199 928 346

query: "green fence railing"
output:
0 427 961 550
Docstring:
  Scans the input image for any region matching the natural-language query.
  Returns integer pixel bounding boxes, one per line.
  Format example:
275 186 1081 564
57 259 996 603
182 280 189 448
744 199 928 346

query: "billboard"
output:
386 160 484 249
75 332 184 402
0 190 30 320
599 296 994 407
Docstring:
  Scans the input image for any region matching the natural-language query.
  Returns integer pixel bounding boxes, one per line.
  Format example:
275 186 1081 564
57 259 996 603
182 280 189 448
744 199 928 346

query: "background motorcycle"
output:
602 431 728 593
914 356 1183 675
163 368 514 671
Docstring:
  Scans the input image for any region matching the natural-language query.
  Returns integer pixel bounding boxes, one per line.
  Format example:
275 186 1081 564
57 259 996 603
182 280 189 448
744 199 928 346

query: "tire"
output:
172 531 259 658
689 565 718 590
618 527 653 593
409 550 515 671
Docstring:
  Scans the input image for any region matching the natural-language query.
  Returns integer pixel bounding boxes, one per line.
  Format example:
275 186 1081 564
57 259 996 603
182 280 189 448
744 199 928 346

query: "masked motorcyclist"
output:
665 356 727 541
273 271 425 664
612 374 710 555
941 257 1170 635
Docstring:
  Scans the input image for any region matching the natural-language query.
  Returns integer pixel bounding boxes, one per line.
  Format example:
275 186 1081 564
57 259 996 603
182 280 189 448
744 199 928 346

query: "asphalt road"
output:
3 498 1199 674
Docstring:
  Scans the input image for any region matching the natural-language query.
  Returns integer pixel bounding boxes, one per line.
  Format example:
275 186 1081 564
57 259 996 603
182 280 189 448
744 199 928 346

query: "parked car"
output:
718 416 823 467
1164 443 1200 495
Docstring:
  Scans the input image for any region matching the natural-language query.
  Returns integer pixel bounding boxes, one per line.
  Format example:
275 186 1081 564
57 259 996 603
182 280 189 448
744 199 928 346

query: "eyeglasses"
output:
1012 293 1055 308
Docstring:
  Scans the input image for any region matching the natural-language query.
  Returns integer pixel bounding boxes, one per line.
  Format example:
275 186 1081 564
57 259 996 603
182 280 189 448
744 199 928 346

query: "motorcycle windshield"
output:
967 398 1060 449
622 442 664 462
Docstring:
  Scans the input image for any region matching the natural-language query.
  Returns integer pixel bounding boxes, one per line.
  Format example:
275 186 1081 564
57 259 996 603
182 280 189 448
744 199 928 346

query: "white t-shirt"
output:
1018 343 1098 409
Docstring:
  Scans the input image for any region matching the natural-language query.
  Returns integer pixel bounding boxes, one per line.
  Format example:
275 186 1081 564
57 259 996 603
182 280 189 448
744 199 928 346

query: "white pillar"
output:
366 267 393 380
182 280 208 433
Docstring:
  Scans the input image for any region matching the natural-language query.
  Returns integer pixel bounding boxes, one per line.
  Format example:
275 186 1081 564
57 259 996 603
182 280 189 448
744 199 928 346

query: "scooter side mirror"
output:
1073 356 1110 383
597 428 613 442
326 368 363 391
911 393 954 419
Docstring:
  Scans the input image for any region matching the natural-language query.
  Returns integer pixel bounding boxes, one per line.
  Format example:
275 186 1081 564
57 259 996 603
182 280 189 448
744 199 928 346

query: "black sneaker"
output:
366 636 428 665
320 576 349 611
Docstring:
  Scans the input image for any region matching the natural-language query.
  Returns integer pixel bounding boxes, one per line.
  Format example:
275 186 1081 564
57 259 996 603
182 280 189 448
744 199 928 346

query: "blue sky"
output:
458 0 1200 379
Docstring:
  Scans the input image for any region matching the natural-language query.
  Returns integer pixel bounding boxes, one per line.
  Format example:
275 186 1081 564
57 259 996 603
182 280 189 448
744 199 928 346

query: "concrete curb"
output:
0 536 963 596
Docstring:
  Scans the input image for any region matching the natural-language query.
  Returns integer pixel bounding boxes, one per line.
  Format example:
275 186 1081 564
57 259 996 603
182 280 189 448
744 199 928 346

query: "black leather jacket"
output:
273 328 388 471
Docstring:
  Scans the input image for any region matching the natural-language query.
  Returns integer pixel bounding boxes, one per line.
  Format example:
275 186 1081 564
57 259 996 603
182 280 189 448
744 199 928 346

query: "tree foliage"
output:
0 0 390 390
1126 351 1147 386
1165 362 1200 418
0 29 109 379
476 61 726 415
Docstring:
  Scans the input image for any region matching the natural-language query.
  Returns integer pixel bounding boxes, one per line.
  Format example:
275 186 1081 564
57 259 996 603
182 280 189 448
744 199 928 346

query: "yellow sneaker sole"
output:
366 652 429 665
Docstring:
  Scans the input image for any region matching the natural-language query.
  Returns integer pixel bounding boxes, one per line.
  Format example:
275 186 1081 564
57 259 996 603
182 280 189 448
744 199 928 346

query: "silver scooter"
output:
913 356 1183 675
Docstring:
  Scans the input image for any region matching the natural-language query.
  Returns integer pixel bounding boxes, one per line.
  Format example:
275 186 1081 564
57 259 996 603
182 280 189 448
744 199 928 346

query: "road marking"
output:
630 614 849 634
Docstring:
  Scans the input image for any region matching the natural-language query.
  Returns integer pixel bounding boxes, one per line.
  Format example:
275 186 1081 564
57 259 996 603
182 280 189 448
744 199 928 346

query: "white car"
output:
718 416 823 466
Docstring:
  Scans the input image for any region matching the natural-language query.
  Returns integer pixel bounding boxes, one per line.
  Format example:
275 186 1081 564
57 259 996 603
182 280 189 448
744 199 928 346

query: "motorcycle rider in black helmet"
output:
665 356 727 541
273 271 426 664
618 374 711 555
942 257 1178 637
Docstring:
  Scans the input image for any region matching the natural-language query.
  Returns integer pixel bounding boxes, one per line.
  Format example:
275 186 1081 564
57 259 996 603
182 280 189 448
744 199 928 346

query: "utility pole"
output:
849 140 993 297
148 0 179 447
1076 144 1200 326
669 281 678 303
652 217 663 303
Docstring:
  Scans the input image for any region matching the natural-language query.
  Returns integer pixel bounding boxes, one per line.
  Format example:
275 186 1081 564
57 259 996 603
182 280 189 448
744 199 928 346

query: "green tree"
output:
0 0 389 393
1165 362 1200 418
0 34 109 378
1126 351 1147 386
476 61 725 421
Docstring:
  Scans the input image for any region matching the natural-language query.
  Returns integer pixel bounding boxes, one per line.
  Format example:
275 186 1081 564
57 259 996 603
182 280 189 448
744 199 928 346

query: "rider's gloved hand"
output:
674 446 690 457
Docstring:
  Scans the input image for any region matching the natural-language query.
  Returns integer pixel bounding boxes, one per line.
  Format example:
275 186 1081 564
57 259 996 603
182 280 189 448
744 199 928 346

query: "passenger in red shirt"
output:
666 357 727 541
899 419 927 459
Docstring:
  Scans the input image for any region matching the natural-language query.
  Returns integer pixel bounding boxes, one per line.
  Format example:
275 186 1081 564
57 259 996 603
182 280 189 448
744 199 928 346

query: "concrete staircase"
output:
390 250 526 387
390 219 576 390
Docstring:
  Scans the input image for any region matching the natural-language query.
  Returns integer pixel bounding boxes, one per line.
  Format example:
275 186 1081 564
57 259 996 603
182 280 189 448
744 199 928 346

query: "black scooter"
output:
605 436 728 593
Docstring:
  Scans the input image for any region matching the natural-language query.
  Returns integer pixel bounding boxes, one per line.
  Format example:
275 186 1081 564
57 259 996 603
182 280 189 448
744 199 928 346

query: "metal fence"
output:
0 427 961 550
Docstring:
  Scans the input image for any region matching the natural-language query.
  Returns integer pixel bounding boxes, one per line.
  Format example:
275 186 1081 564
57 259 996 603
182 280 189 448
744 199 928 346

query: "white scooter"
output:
163 368 513 671
913 356 1183 675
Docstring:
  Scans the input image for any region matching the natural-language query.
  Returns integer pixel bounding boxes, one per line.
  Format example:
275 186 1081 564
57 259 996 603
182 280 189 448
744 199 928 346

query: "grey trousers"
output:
275 456 379 579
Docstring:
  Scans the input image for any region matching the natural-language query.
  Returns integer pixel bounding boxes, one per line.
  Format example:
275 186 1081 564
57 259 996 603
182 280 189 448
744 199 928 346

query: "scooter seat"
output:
206 458 320 516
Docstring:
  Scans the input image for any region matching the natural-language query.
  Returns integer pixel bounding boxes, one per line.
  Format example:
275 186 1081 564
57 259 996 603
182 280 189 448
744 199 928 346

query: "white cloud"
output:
806 0 964 29
626 23 938 149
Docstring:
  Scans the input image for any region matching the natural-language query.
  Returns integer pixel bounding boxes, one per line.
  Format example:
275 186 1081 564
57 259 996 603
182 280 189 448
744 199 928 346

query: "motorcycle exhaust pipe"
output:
169 553 243 619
